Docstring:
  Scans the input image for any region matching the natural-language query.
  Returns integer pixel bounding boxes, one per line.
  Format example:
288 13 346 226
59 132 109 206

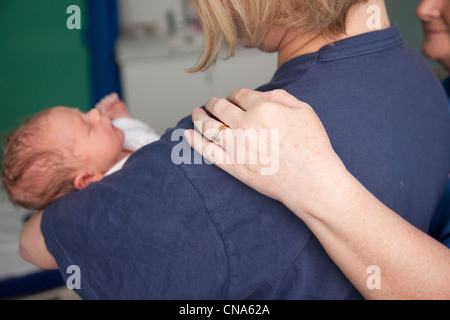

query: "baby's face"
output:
47 107 125 174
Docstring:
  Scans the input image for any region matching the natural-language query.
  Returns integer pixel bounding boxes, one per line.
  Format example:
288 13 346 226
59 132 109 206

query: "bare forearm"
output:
286 171 450 300
20 210 58 270
187 88 450 300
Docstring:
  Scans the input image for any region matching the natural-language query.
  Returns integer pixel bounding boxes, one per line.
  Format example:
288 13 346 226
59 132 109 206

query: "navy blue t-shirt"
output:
429 77 450 247
41 25 450 300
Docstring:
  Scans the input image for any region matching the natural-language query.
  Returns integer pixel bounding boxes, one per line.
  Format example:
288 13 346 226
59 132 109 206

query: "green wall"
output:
386 0 441 69
386 0 423 53
0 0 91 139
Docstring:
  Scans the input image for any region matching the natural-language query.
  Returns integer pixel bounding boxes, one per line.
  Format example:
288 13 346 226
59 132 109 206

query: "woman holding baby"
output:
14 0 450 300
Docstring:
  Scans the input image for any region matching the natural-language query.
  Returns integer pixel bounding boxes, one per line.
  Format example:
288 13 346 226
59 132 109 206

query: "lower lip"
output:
425 30 447 35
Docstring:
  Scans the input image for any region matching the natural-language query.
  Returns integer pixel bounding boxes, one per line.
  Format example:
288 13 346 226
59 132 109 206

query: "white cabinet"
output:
116 38 277 134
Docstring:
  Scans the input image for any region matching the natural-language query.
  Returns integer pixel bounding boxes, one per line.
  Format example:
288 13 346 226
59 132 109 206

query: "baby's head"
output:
1 106 125 210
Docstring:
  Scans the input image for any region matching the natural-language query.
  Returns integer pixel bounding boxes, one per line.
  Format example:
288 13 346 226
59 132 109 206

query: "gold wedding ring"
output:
213 124 229 144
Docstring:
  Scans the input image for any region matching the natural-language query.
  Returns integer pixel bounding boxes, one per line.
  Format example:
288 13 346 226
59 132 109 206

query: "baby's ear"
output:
73 171 104 190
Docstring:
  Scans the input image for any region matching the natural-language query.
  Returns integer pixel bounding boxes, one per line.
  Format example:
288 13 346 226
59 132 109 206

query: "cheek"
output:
259 27 291 53
116 127 125 143
258 30 281 52
235 24 257 48
444 11 450 32
111 127 125 150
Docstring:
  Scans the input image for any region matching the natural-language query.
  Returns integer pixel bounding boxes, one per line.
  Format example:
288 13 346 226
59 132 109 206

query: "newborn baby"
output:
1 93 159 210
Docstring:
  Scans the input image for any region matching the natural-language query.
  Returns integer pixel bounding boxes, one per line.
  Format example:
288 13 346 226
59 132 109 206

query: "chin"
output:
256 42 277 53
237 37 255 49
115 127 126 144
422 44 447 61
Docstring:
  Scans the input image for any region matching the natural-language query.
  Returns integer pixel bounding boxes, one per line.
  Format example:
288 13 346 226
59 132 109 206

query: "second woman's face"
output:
417 0 450 66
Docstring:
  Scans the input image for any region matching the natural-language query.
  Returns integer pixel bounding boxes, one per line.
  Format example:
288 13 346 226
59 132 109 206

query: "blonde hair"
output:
189 0 369 71
1 108 78 210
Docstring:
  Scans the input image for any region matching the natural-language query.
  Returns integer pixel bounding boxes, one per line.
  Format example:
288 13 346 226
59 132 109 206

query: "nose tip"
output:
416 0 441 21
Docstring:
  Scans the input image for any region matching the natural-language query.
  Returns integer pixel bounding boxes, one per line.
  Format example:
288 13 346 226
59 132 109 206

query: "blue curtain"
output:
85 0 122 107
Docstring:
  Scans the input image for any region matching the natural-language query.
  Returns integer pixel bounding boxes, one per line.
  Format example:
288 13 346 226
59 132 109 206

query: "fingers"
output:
203 89 309 130
204 97 245 129
226 88 267 111
204 89 278 130
227 88 311 111
261 89 310 110
95 93 119 110
191 108 233 148
184 129 232 171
